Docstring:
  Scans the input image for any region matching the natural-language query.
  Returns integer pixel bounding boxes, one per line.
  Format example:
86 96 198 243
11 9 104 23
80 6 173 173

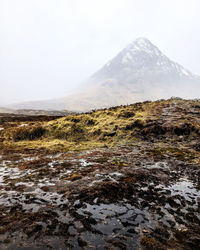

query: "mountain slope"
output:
8 38 200 111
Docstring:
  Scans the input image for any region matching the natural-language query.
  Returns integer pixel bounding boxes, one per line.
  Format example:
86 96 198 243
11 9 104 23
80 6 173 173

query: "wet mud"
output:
0 141 200 249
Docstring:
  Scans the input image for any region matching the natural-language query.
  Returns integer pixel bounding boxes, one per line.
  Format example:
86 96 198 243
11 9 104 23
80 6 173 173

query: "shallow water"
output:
0 151 200 249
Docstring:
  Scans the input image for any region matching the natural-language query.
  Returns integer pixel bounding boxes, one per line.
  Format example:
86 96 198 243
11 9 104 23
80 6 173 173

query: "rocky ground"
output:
0 99 200 249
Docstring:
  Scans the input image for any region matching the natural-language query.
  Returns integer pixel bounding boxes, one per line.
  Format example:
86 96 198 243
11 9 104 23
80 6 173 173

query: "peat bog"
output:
0 99 200 249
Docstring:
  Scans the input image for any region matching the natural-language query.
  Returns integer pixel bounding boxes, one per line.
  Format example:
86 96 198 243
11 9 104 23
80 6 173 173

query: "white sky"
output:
0 0 199 105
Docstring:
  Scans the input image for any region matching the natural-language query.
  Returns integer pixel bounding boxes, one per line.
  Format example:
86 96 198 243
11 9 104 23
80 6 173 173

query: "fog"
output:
0 0 199 105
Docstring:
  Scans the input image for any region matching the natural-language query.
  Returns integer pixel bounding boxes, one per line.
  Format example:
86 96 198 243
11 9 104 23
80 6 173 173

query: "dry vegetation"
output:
0 98 200 152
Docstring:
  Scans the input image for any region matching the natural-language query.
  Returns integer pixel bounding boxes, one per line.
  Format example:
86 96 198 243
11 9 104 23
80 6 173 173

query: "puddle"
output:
77 202 141 249
146 161 169 169
22 156 39 161
0 151 199 249
164 177 200 203
95 172 123 183
0 165 28 185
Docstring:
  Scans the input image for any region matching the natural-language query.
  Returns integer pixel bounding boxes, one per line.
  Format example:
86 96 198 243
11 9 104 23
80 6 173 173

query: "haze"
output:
0 0 199 106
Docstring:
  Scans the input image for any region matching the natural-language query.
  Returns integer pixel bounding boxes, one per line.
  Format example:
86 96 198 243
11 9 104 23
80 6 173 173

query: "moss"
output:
146 144 200 164
94 157 109 164
141 235 165 250
110 158 128 167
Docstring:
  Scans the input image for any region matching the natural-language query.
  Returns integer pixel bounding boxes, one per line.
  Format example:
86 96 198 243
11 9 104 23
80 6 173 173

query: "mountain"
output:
8 37 200 111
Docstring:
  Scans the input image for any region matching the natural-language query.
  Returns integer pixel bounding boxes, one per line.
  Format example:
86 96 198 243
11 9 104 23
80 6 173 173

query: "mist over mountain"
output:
7 38 200 111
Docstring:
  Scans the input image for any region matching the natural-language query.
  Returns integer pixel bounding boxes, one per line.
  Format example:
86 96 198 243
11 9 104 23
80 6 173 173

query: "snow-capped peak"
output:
112 37 193 78
125 37 163 58
120 38 162 65
94 37 197 82
133 37 154 47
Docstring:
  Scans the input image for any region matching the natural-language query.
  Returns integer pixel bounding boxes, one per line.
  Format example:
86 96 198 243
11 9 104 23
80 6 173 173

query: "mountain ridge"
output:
7 37 200 111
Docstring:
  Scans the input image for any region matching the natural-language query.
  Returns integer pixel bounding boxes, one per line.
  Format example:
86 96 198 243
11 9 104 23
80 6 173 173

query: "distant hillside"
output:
7 38 200 111
0 107 75 116
14 109 75 116
0 107 14 113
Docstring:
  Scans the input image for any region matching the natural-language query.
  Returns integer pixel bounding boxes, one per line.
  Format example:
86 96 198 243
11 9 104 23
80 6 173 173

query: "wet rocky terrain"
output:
0 99 200 249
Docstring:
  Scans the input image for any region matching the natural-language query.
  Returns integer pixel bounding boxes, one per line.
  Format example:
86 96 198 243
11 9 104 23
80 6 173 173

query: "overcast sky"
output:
0 0 199 105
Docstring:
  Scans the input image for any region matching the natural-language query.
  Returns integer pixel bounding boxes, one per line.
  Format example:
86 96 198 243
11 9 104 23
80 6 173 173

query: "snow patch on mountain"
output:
101 37 194 79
